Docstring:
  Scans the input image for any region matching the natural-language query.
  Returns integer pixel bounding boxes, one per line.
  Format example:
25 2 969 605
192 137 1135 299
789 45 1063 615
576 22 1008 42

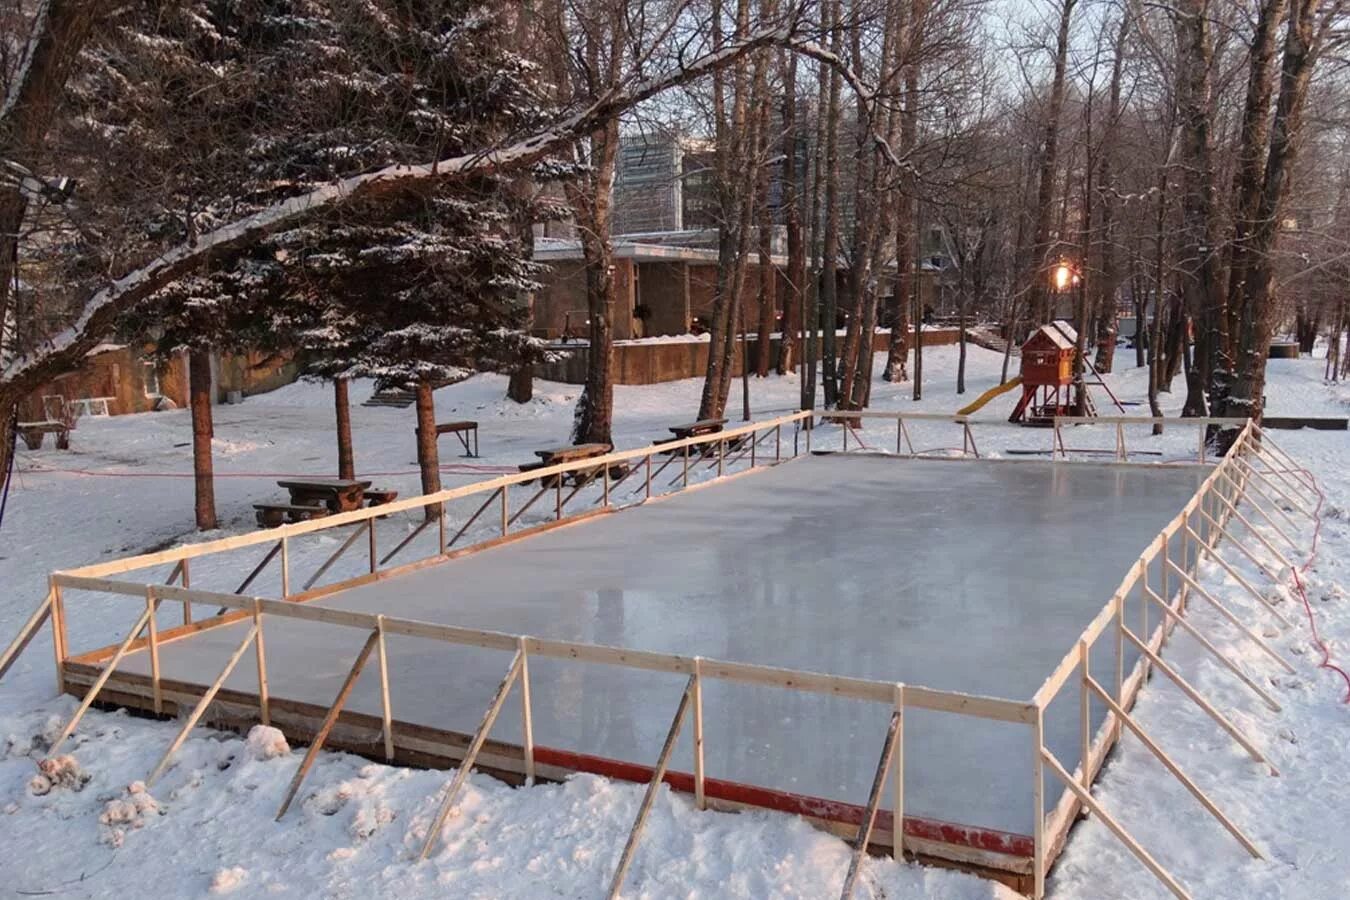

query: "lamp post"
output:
1051 259 1089 414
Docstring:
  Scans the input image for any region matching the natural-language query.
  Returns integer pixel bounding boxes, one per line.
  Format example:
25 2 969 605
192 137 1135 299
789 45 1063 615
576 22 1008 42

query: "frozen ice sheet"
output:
127 455 1203 836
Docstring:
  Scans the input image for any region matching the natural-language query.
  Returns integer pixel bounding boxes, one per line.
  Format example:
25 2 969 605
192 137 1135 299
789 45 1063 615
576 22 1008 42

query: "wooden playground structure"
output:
0 412 1318 899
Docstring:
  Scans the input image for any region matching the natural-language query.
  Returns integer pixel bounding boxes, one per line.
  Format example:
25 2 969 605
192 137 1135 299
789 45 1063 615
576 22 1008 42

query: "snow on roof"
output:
86 342 128 357
1033 321 1077 350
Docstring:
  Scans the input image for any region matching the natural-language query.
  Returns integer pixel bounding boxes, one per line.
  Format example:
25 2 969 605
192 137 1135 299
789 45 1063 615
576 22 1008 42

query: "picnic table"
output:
276 478 372 514
519 443 624 488
668 418 726 440
17 420 71 451
433 420 480 457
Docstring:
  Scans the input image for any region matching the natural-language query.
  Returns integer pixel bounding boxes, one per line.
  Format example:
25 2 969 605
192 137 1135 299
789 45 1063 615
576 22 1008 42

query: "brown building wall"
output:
534 258 638 340
536 327 960 386
20 344 190 421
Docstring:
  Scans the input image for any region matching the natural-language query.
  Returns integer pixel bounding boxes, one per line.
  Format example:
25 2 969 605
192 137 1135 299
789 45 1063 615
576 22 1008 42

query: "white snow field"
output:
0 343 1347 899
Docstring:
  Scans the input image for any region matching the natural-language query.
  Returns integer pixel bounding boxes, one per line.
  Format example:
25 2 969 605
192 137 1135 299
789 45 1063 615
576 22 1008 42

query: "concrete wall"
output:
537 328 961 386
534 258 639 340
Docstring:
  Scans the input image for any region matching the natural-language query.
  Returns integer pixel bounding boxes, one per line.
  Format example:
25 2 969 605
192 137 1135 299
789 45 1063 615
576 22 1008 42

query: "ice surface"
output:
126 454 1203 835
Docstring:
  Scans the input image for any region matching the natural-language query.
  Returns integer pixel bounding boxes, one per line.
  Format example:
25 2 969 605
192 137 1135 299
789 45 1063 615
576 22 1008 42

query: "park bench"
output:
254 503 330 528
655 418 726 455
17 421 71 451
363 489 399 506
432 420 479 457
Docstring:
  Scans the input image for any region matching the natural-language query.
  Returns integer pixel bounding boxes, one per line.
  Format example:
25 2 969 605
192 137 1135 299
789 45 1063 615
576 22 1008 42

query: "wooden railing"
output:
0 413 1319 900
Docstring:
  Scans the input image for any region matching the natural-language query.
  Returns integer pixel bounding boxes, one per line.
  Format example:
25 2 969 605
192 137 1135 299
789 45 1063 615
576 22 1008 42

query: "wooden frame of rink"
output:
1 412 1313 898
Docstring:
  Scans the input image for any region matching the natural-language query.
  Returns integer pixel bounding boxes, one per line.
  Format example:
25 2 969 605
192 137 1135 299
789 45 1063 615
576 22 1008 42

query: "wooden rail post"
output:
280 537 290 598
146 587 162 715
839 708 903 900
1032 706 1046 898
254 600 270 725
519 637 535 785
368 520 377 574
146 623 259 786
606 676 695 900
182 559 192 624
419 651 524 860
501 484 509 536
276 629 380 820
692 657 705 810
1078 640 1090 793
892 683 905 859
376 616 394 762
52 583 67 693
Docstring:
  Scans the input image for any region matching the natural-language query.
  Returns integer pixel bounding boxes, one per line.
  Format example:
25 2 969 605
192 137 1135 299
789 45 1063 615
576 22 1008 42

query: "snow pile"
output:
29 754 88 795
209 866 248 894
245 724 290 761
98 781 162 846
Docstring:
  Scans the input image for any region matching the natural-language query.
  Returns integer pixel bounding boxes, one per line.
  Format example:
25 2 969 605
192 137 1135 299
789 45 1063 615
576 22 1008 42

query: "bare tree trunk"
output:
335 377 354 480
754 87 775 378
1094 13 1130 375
190 348 217 531
1025 0 1078 326
414 379 441 521
819 0 843 406
778 51 803 376
0 1 104 363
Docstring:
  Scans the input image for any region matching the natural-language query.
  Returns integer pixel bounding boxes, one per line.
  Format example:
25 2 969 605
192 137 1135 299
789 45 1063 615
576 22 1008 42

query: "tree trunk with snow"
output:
189 348 217 531
334 378 354 480
414 379 441 521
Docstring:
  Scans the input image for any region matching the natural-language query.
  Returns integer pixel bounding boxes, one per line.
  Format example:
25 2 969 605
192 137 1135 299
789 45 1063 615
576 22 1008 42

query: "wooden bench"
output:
18 421 71 451
433 420 480 457
363 489 399 506
669 418 726 440
276 478 372 513
254 503 330 528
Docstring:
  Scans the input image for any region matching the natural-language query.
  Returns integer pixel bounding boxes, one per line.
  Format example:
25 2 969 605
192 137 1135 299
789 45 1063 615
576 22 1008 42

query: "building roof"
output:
1029 321 1078 351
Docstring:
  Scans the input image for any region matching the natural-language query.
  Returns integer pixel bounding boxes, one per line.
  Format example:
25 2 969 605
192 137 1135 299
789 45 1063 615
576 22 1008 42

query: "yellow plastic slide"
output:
957 375 1022 416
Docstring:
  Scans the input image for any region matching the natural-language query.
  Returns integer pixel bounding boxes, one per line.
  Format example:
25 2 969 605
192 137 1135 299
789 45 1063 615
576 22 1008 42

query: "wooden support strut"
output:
1215 468 1303 552
606 675 695 900
1231 461 1309 531
1040 748 1192 900
1084 674 1263 859
1183 524 1291 626
839 707 903 900
1199 507 1282 583
442 486 504 553
302 522 371 591
1232 454 1316 520
1121 625 1277 774
1210 488 1297 570
1141 584 1282 711
0 590 53 682
1250 432 1318 492
418 650 524 860
146 623 260 786
276 629 380 820
1163 559 1296 673
48 604 155 756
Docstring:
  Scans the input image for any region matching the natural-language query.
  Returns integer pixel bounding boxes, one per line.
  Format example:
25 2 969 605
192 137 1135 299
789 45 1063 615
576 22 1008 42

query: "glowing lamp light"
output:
1053 263 1072 292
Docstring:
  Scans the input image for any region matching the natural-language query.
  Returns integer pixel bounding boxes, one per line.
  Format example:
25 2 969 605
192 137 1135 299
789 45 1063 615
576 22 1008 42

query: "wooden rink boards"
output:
39 414 1297 898
55 445 1225 894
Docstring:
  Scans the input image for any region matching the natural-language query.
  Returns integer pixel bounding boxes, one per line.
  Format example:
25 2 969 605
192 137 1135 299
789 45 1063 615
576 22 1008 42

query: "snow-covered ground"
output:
0 344 1345 898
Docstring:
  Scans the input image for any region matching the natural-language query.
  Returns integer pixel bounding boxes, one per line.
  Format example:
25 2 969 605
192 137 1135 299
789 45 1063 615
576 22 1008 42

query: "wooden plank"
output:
146 624 259 786
1040 749 1191 900
1032 706 1045 899
692 658 705 810
254 601 270 725
146 589 162 715
418 651 524 860
275 629 380 820
606 675 695 900
839 708 903 900
1084 675 1262 858
518 637 535 785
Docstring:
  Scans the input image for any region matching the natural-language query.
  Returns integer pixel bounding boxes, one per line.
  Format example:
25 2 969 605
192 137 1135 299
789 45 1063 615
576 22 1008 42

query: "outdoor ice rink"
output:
124 453 1205 837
